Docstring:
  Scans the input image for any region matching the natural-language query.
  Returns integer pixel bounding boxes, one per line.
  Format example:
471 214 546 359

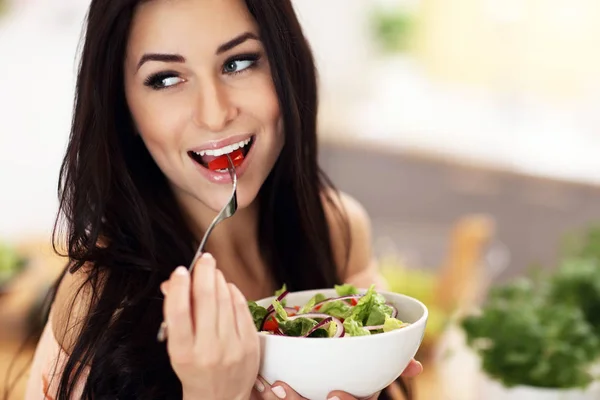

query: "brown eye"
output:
144 72 183 90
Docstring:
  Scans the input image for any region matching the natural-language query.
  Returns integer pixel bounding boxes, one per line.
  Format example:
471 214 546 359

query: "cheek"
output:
252 81 282 142
263 83 281 125
129 94 189 156
127 98 193 185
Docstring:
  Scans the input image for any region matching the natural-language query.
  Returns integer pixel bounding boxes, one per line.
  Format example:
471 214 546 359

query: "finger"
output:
193 253 218 338
216 269 235 338
160 280 170 295
164 266 194 353
251 376 269 399
253 376 297 400
265 381 306 399
326 391 381 400
229 283 258 341
401 359 423 378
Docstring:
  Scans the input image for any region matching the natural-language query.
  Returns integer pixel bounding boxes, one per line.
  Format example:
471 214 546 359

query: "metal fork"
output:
157 153 238 342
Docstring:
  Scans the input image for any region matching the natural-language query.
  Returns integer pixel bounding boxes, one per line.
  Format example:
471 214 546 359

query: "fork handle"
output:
188 221 215 273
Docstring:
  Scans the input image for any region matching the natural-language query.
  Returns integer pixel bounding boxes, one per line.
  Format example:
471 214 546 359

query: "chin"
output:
200 179 261 214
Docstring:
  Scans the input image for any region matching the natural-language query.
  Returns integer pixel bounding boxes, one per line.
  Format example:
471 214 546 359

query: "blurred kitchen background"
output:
1 0 600 399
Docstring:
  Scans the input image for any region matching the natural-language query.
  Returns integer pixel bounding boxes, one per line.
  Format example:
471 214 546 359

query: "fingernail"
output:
160 282 167 295
174 266 188 276
202 252 214 260
327 397 340 400
272 386 286 399
254 379 265 393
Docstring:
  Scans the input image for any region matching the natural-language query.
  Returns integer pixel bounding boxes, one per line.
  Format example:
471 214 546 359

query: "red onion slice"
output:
261 306 297 330
364 322 409 331
304 317 333 337
266 290 290 313
365 325 384 331
288 312 334 320
386 303 398 318
287 313 345 338
311 295 363 311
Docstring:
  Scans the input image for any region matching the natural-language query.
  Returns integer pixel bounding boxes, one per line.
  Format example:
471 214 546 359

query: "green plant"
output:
0 241 26 288
562 225 600 261
551 226 600 337
461 225 600 389
462 277 599 389
369 7 416 54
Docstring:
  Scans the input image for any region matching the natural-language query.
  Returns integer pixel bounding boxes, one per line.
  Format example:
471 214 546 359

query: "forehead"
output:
127 0 259 57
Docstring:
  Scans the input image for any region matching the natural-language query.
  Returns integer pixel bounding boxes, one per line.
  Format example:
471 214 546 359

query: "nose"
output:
192 79 238 132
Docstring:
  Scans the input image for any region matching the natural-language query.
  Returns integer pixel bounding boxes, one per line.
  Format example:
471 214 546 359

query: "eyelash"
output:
143 52 262 90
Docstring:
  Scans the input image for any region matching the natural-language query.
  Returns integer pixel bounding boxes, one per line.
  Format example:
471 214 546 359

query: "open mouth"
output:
188 136 255 172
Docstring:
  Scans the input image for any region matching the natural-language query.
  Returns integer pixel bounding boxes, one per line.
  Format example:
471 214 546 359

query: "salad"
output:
247 284 410 338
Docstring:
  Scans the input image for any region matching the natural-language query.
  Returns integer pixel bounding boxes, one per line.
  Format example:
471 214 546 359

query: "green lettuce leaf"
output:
335 283 359 296
280 317 318 337
271 299 289 323
299 293 327 314
247 301 269 330
343 318 370 336
274 284 288 307
308 327 329 338
318 300 353 320
383 317 407 332
327 320 340 337
349 284 377 325
365 303 388 327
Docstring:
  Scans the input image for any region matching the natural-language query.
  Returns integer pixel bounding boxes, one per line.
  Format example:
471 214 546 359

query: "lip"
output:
190 135 257 184
189 133 254 153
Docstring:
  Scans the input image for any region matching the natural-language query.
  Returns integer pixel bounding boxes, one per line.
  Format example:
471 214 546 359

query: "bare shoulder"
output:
50 263 103 354
321 188 385 287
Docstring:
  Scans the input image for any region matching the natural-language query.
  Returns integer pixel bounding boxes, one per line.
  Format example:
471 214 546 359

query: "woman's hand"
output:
251 359 423 399
161 253 260 400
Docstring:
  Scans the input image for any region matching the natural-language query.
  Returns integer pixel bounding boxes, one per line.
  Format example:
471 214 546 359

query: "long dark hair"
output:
28 1 410 399
47 0 342 398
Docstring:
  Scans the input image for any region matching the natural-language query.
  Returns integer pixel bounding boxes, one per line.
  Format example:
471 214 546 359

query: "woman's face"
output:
124 0 283 213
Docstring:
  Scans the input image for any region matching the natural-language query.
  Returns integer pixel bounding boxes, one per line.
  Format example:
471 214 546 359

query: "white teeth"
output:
194 138 251 157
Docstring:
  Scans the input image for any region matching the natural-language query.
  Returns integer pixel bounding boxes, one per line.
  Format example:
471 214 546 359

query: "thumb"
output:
265 381 307 399
160 280 170 295
326 391 381 400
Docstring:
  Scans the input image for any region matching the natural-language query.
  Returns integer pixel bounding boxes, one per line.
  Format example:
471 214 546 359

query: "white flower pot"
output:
478 374 600 400
435 325 600 400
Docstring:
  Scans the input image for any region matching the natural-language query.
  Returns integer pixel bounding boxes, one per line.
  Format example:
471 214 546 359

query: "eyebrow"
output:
136 31 260 71
216 31 259 54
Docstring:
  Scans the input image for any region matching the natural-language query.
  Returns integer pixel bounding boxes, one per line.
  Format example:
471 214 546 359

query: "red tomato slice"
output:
263 316 278 332
207 149 244 171
351 298 358 306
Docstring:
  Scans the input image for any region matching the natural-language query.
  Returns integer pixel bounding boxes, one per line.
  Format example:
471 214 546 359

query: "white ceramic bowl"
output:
255 288 428 400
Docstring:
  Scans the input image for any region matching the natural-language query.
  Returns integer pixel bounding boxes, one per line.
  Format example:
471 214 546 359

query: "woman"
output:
24 0 422 399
